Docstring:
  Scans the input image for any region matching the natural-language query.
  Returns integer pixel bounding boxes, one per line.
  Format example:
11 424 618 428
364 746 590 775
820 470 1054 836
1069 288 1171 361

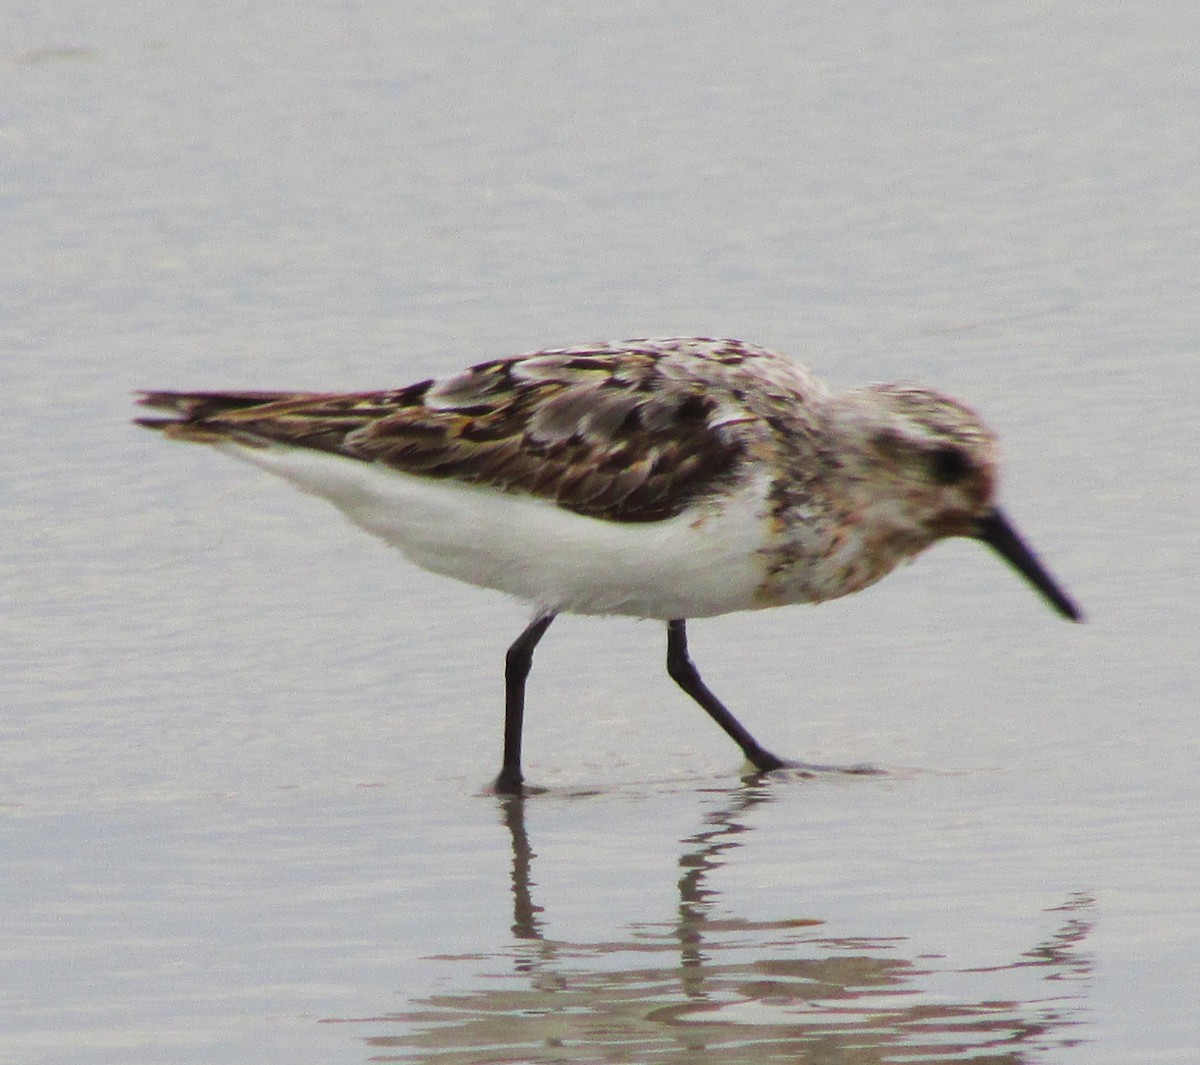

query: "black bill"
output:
975 509 1083 622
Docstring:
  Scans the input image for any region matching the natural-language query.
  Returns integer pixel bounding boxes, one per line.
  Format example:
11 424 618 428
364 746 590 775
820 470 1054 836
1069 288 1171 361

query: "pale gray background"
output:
3 2 1197 1063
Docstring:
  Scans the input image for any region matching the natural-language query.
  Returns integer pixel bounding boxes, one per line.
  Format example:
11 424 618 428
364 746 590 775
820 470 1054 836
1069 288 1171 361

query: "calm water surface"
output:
3 2 1198 1063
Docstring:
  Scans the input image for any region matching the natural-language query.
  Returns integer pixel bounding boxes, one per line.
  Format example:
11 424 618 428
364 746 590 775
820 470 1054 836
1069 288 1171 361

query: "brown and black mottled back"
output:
136 340 786 523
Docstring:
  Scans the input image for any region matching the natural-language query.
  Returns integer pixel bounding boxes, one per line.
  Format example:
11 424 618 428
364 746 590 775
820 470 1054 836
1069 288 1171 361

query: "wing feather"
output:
136 340 792 523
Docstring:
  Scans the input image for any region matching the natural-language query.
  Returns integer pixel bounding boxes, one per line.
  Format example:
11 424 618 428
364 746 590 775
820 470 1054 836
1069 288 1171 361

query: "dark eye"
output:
928 445 972 485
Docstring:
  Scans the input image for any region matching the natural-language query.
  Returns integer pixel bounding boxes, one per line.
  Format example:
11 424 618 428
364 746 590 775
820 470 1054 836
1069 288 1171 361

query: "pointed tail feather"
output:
134 390 306 443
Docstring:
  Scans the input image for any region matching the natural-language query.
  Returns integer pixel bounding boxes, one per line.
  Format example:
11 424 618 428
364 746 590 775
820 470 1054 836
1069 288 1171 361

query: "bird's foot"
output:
746 753 884 779
489 769 548 797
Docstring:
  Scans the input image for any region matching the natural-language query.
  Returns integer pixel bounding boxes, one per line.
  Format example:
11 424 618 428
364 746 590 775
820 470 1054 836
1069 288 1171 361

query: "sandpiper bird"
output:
136 337 1082 793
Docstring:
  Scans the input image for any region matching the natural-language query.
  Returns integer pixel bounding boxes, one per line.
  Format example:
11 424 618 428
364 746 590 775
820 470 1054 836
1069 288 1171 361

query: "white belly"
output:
213 441 773 619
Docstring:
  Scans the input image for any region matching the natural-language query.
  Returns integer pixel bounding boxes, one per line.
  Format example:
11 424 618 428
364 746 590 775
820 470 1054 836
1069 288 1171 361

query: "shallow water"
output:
3 2 1199 1063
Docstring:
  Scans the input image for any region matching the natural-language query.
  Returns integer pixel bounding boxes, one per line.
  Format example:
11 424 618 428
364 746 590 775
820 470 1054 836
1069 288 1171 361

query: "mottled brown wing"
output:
137 350 752 523
136 386 431 450
348 354 753 522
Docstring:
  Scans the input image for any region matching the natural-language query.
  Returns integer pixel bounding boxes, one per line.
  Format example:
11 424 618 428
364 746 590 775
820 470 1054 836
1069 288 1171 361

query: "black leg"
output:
494 612 556 794
665 619 786 773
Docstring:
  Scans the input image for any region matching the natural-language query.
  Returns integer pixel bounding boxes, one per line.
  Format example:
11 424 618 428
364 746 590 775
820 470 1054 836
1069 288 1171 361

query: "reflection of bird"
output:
368 789 1095 1061
137 337 1082 792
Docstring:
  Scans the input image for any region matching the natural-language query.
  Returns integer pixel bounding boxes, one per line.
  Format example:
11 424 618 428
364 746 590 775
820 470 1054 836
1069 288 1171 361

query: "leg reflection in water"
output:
348 785 1094 1061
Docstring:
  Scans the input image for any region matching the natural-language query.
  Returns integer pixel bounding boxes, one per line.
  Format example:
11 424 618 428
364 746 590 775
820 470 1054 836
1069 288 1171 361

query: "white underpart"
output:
212 440 772 619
